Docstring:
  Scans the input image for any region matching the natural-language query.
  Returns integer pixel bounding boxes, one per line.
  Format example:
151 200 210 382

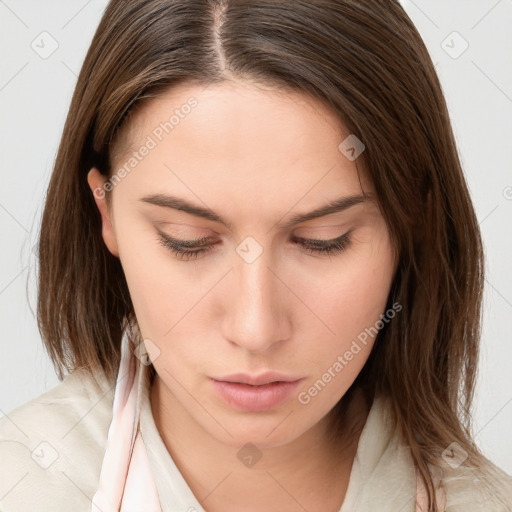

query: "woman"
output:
1 1 511 511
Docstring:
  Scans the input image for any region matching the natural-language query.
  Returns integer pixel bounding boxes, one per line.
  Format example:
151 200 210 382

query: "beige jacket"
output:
1 360 511 512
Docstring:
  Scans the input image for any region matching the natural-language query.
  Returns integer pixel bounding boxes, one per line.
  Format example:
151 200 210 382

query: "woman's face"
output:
88 80 397 449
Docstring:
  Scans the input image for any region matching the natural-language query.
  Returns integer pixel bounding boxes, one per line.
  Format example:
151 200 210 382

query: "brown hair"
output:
36 0 509 509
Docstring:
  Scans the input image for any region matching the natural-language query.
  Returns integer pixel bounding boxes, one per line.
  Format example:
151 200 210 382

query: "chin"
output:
203 410 313 450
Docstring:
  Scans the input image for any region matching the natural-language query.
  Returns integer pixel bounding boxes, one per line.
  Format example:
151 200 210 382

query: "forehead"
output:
113 79 356 168
109 80 374 224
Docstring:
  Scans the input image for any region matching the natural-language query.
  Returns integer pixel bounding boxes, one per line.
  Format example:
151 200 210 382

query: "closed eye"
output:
156 230 353 261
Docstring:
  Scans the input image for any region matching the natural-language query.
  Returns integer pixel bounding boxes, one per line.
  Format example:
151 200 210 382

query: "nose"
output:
220 245 292 354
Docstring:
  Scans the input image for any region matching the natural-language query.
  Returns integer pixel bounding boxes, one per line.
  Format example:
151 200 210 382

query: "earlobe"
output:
87 167 120 258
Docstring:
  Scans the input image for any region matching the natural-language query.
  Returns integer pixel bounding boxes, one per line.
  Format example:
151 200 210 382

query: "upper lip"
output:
212 372 303 386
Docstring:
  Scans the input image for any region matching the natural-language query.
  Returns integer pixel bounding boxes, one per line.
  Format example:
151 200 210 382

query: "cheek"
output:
296 241 395 407
297 243 395 402
116 222 220 376
115 222 183 336
301 232 395 345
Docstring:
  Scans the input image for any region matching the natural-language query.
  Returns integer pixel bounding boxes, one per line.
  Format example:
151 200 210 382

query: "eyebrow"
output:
139 193 370 231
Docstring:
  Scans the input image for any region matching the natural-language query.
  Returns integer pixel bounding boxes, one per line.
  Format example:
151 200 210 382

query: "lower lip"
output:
210 378 303 412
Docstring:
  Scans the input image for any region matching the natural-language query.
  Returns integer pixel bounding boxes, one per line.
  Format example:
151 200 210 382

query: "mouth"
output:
212 371 303 386
210 372 304 412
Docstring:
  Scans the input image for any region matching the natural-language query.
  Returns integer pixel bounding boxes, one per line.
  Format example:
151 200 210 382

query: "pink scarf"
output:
91 326 162 512
91 328 445 512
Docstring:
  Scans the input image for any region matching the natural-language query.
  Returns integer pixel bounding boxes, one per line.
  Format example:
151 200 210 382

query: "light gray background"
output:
1 0 511 472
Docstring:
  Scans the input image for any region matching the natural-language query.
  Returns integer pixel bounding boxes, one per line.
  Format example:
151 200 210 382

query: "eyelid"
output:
292 230 352 244
159 230 350 246
156 229 214 247
157 228 353 261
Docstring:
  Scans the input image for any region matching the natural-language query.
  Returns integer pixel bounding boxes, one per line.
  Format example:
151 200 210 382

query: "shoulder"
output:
0 368 114 512
440 454 512 512
375 395 512 511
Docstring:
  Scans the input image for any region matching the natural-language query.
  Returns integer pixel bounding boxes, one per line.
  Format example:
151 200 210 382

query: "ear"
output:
87 168 120 258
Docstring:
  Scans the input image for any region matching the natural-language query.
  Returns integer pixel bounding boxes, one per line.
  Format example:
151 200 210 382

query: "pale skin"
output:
87 79 397 511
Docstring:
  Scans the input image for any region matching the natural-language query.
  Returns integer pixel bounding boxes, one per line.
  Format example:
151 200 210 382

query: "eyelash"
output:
157 230 353 261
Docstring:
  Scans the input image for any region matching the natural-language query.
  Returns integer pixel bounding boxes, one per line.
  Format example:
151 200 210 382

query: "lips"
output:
210 372 304 412
213 371 303 386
